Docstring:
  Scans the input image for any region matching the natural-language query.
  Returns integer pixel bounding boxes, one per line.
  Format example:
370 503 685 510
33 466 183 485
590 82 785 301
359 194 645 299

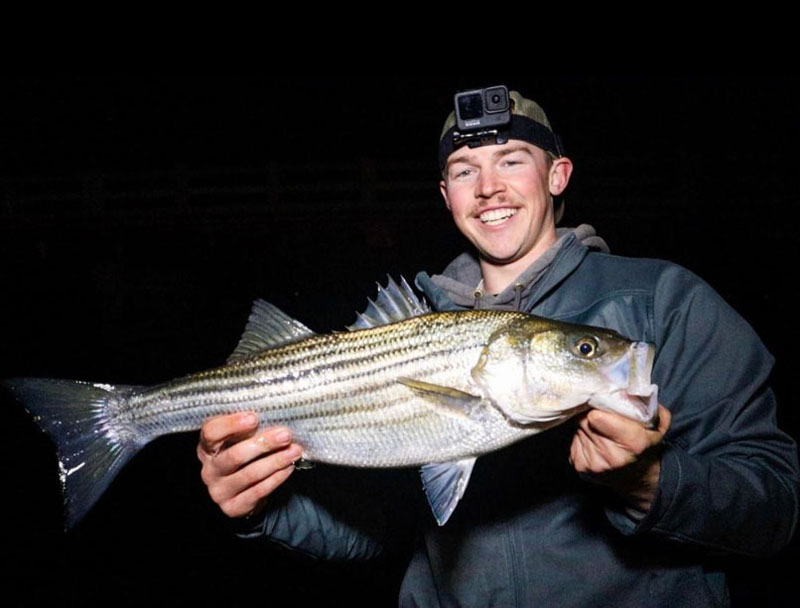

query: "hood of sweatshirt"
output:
426 224 609 311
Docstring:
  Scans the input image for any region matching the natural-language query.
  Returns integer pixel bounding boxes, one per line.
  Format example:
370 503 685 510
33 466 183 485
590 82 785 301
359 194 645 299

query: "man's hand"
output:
569 404 671 514
197 412 303 519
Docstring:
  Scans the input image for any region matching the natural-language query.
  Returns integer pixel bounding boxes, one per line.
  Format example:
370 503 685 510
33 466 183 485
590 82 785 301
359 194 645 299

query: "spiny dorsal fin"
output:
347 276 431 331
227 300 316 363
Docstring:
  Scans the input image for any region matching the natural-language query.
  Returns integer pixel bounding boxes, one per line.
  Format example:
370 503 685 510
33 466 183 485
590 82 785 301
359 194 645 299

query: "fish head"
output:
472 317 658 428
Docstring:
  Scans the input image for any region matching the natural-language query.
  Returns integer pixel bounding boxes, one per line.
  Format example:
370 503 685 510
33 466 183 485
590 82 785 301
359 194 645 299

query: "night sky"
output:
2 74 797 605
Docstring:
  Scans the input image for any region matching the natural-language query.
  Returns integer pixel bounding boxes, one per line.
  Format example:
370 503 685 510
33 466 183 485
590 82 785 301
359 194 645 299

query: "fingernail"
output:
241 413 258 427
274 429 292 444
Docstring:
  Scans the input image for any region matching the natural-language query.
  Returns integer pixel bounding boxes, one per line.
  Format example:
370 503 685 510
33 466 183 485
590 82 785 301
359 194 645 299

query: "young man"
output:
197 88 798 606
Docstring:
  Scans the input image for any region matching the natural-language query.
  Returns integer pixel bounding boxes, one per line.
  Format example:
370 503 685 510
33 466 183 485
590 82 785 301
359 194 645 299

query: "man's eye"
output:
453 168 472 178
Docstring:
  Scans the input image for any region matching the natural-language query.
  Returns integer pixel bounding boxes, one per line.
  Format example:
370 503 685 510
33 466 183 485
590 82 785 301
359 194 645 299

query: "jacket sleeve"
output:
235 466 419 561
605 264 799 556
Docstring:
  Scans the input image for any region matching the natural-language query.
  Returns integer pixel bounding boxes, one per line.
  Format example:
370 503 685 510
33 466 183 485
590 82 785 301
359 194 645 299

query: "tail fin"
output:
3 378 143 529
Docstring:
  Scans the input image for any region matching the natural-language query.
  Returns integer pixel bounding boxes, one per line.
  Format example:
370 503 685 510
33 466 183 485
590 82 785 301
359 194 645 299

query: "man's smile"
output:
478 207 518 226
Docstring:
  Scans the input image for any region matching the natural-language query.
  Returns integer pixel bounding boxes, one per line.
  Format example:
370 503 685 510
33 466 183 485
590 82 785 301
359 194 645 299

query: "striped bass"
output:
4 277 658 529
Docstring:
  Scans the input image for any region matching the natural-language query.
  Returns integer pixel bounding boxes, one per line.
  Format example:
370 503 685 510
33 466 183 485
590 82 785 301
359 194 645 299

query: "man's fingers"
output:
585 410 645 447
210 427 293 474
571 407 669 510
584 405 670 454
654 404 672 434
226 443 302 493
573 424 615 471
570 428 591 470
207 443 303 507
572 405 673 477
220 465 297 519
197 415 304 517
198 412 259 455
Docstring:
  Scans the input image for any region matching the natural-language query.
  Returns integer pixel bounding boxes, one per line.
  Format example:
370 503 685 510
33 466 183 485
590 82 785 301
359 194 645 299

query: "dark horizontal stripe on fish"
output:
126 351 465 428
128 337 471 412
161 333 467 397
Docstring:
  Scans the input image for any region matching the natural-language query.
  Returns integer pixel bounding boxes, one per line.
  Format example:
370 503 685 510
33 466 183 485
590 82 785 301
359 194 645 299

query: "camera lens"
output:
484 87 508 113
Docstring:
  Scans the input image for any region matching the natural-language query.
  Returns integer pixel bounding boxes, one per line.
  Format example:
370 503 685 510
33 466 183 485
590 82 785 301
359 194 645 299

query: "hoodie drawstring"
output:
472 285 523 310
513 284 524 311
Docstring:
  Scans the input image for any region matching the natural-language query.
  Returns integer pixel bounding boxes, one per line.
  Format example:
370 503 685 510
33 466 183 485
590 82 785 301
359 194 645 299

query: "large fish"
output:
4 277 658 529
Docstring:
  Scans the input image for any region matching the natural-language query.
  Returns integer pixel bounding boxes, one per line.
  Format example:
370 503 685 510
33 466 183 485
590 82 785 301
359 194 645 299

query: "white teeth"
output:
479 208 517 225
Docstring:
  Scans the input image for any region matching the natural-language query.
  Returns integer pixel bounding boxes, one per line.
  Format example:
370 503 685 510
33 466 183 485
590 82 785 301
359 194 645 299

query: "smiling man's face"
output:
440 140 572 285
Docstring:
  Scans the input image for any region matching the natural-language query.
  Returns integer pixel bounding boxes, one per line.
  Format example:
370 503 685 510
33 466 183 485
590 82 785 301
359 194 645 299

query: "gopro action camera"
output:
453 85 511 148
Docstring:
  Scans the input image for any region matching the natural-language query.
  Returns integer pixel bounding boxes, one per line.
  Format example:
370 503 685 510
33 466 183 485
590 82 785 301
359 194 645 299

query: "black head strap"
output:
439 114 564 171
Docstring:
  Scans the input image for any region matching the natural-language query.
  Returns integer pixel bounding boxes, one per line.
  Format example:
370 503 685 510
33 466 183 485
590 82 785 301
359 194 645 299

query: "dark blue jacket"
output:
244 232 798 607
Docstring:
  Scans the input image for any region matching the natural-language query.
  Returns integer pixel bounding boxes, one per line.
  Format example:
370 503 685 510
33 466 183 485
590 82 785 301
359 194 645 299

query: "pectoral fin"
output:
420 458 477 526
397 378 482 419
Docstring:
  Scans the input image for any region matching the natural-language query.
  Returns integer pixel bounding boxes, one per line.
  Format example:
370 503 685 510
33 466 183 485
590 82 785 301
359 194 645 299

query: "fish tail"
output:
3 377 142 529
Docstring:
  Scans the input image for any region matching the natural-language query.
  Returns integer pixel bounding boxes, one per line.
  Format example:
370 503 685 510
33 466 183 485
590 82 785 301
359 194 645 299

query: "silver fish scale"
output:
121 311 539 467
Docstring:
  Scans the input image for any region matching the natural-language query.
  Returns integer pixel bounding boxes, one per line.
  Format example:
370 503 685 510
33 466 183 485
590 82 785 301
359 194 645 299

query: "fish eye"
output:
573 336 599 359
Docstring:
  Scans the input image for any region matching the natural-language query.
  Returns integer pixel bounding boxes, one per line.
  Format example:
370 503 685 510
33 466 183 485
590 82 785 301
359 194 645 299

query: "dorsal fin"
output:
347 276 431 331
227 300 316 363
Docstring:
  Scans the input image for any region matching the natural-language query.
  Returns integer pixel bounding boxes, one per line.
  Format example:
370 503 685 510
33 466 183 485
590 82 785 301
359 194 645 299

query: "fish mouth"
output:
600 386 659 427
478 207 518 225
594 341 659 426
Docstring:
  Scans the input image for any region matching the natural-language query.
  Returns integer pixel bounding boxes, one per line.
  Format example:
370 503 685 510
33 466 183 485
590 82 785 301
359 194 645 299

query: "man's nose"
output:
475 167 504 199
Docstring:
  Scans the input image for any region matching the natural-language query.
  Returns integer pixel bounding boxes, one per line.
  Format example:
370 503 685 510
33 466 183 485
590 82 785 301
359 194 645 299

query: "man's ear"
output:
549 157 573 196
440 179 452 211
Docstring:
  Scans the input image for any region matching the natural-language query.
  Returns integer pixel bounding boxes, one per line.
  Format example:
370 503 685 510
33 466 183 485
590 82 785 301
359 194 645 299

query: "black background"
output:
1 74 797 605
